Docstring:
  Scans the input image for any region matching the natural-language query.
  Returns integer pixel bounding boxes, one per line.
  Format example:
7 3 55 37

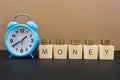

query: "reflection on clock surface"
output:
7 27 34 54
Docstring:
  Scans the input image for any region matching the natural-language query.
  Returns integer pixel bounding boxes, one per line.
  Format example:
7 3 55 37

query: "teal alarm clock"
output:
4 14 40 58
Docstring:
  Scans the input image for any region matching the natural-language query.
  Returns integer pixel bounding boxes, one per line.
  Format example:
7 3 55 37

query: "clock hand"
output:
21 36 27 42
21 36 27 46
12 36 27 47
12 40 21 47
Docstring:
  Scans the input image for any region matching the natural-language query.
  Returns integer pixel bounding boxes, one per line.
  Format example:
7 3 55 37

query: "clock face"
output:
7 27 34 54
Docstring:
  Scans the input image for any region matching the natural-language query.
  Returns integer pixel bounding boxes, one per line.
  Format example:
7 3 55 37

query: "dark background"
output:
0 51 120 80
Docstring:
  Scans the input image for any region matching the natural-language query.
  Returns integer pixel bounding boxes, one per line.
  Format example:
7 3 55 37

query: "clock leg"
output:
9 55 13 58
30 54 34 58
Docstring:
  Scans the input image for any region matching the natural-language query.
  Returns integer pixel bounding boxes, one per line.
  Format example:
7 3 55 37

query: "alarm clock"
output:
4 14 40 58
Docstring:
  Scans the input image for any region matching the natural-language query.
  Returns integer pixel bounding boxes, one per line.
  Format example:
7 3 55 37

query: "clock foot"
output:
30 54 34 58
9 55 13 58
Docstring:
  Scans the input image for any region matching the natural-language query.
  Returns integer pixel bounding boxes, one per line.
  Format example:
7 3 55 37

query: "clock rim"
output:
4 24 39 57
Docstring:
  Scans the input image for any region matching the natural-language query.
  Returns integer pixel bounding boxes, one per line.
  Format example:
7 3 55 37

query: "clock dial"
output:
7 27 34 54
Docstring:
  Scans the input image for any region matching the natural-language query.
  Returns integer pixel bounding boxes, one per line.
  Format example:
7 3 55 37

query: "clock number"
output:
16 30 19 34
30 34 32 38
26 30 28 33
16 48 18 51
20 29 24 33
31 39 34 43
12 34 16 38
10 39 13 43
26 48 28 51
20 49 23 53
30 44 32 47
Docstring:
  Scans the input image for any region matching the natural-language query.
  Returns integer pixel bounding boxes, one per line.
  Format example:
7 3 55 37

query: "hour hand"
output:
12 40 21 47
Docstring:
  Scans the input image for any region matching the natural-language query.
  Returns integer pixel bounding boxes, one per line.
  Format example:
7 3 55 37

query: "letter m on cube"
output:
39 45 53 59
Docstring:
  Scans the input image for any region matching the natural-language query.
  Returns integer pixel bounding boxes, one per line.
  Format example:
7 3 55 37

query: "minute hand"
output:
21 36 27 42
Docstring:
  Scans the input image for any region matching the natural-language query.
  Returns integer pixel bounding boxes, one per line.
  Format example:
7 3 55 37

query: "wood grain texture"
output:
39 45 53 59
99 45 114 60
83 45 98 59
0 0 120 50
53 45 67 59
68 45 82 59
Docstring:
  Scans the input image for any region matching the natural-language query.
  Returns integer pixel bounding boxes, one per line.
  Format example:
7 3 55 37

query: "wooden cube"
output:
68 45 82 59
39 45 53 59
53 45 67 59
99 45 114 60
83 45 98 59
